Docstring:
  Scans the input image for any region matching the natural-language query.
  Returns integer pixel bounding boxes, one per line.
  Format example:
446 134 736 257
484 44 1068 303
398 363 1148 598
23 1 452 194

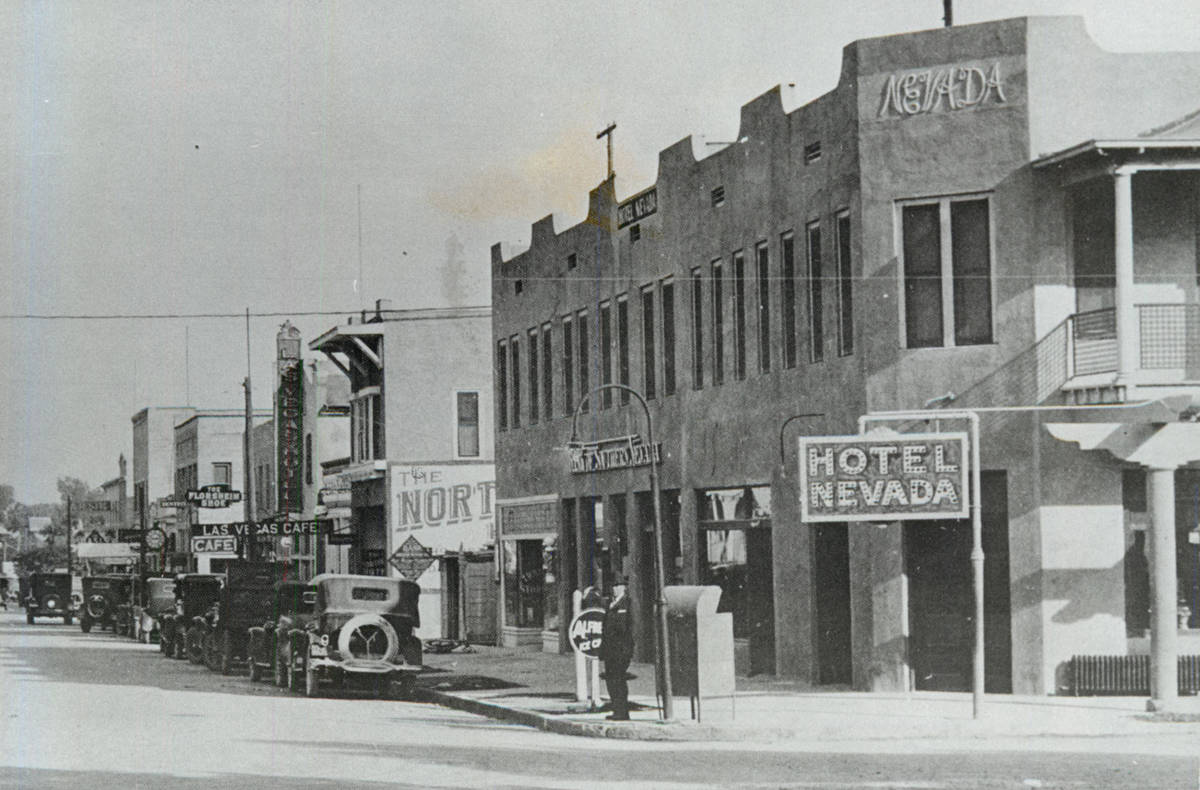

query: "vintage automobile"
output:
25 572 73 625
79 575 132 633
286 573 423 698
245 580 317 684
135 577 176 644
158 573 222 660
201 561 285 675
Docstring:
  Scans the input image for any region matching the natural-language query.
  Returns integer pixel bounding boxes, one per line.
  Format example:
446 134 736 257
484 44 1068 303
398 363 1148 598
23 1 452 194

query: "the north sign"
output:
799 432 969 522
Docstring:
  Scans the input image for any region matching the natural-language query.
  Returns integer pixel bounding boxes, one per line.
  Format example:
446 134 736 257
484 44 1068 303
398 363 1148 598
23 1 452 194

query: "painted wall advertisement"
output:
798 433 969 523
390 464 496 554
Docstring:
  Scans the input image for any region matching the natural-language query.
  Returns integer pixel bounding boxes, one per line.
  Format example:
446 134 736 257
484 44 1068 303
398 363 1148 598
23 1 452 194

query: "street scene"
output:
4 1 1200 788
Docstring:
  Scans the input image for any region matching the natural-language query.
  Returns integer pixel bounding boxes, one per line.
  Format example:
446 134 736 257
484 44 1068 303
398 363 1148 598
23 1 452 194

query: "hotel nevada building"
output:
490 16 1200 696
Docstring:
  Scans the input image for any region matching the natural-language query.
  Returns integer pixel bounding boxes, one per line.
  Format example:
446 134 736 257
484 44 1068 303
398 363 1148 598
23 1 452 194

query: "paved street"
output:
0 612 1196 789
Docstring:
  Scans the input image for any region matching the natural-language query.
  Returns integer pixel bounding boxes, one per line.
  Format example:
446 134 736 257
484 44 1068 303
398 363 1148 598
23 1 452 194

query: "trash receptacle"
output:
665 585 734 720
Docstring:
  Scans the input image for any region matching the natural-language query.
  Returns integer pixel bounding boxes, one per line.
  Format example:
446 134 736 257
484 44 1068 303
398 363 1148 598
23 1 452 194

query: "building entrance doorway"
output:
905 471 1012 692
814 523 852 684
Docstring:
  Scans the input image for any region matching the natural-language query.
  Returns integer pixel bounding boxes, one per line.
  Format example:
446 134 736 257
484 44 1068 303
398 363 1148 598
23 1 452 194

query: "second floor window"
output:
541 323 553 422
600 300 613 408
902 196 993 348
807 223 824 363
212 462 231 487
691 267 703 389
757 242 771 373
617 295 630 404
527 327 539 425
781 232 797 368
662 278 676 396
456 391 480 457
562 315 574 416
642 285 656 399
733 250 746 380
837 211 854 356
351 390 384 462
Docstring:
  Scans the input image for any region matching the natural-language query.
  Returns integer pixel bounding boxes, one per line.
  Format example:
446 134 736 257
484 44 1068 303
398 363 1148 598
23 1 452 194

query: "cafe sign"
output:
568 434 661 474
798 433 969 522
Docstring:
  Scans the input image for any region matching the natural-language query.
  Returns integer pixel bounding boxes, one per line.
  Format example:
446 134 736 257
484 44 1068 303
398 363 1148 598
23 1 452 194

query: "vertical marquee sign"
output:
277 323 304 515
798 433 969 522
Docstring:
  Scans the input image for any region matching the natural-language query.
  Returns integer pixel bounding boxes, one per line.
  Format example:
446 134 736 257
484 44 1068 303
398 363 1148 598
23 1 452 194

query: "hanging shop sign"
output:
568 608 606 659
82 500 112 512
191 535 237 554
877 62 1007 118
389 535 436 581
186 485 243 509
157 497 188 509
190 519 331 538
798 432 969 522
568 434 661 474
617 187 657 229
391 465 496 552
276 358 304 514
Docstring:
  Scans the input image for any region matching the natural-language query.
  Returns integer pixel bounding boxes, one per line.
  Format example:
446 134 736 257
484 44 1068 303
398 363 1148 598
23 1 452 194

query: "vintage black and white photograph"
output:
2 1 1200 788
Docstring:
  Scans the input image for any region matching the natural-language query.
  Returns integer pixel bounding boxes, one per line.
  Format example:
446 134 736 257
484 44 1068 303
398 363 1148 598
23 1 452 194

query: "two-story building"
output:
491 16 1200 698
132 406 196 573
310 303 497 642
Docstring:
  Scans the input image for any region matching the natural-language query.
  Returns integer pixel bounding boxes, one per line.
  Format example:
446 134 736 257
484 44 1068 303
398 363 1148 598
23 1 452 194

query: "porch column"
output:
1113 168 1139 395
1147 466 1178 711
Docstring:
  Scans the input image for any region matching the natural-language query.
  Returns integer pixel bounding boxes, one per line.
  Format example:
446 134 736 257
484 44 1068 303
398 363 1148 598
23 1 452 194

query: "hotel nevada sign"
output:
798 433 969 522
617 187 657 229
568 434 661 474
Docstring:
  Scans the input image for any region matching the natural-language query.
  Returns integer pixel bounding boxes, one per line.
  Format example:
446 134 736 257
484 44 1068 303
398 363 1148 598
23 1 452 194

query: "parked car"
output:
203 561 286 675
246 580 318 684
137 577 177 644
79 575 131 633
159 574 222 661
287 573 423 698
25 572 73 625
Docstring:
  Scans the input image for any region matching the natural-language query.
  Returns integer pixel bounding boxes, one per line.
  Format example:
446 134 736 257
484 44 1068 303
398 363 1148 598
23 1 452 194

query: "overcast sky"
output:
2 0 1199 504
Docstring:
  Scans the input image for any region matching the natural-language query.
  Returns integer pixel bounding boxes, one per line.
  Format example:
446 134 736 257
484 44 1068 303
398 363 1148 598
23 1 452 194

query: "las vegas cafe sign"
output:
798 433 969 523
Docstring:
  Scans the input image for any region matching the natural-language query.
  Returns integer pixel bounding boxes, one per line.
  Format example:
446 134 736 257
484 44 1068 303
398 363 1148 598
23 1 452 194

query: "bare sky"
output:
2 0 1199 503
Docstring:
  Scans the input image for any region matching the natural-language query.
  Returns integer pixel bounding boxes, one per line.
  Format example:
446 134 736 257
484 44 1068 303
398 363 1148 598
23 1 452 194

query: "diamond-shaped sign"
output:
389 535 435 580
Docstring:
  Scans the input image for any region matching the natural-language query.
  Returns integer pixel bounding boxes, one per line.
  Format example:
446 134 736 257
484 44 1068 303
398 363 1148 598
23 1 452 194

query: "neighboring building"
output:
491 16 1200 695
133 406 196 573
310 302 497 642
174 409 270 575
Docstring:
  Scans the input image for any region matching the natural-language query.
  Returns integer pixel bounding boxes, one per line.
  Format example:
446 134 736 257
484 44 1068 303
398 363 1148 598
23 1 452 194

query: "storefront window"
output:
504 539 545 628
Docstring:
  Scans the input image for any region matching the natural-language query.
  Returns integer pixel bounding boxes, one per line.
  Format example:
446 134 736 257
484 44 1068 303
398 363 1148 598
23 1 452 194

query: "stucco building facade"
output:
491 17 1200 696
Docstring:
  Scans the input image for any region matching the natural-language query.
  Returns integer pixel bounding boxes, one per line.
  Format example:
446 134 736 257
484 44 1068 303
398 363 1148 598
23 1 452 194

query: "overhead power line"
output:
0 309 361 321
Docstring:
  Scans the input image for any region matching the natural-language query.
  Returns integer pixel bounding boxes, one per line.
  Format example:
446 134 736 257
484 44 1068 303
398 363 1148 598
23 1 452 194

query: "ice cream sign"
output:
799 433 969 522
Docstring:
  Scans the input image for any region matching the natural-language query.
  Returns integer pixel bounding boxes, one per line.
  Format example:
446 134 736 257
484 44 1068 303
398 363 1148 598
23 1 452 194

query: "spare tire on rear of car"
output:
336 613 398 662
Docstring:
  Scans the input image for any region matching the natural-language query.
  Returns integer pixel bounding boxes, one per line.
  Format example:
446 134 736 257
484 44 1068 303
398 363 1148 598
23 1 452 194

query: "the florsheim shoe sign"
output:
798 433 969 522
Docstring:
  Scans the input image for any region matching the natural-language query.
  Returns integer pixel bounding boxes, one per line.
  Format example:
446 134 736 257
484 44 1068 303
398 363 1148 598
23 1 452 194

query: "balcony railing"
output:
1064 304 1200 376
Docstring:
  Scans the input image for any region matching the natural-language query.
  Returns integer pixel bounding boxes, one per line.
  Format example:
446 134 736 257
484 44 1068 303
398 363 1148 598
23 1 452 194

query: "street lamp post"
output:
569 383 674 722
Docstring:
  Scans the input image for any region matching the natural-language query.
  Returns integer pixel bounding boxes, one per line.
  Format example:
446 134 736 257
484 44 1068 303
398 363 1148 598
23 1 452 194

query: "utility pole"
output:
943 0 953 27
65 497 72 576
596 122 616 181
244 308 257 561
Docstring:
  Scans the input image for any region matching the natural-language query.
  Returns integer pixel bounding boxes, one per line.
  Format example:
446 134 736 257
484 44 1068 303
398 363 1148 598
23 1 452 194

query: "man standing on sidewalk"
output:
601 580 633 721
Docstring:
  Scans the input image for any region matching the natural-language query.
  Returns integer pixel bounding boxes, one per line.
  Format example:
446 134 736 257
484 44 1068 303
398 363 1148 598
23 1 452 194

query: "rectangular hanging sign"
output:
798 432 970 522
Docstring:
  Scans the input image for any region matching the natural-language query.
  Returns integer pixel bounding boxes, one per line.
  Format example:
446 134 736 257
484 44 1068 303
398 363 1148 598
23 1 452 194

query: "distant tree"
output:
0 484 13 517
13 544 67 575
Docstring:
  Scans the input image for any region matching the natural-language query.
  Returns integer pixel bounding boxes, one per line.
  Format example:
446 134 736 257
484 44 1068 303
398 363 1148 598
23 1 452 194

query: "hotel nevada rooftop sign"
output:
798 433 969 523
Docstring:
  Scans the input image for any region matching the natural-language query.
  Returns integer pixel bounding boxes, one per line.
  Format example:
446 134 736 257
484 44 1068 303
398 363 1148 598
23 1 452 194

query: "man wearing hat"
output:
600 579 634 721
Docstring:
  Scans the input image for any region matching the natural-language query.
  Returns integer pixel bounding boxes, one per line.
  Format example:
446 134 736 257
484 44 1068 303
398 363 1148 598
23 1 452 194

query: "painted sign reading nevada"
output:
878 62 1007 117
798 432 969 522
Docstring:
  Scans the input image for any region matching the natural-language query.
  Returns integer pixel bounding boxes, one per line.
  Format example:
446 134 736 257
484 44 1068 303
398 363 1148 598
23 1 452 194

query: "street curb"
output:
414 688 1200 742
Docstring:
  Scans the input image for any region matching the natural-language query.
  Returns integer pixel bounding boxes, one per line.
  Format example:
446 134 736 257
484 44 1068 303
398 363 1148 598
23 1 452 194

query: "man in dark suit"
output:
600 580 634 720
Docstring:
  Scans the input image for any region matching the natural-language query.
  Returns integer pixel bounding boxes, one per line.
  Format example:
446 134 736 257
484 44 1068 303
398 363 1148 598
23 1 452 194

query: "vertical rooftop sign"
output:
798 433 969 522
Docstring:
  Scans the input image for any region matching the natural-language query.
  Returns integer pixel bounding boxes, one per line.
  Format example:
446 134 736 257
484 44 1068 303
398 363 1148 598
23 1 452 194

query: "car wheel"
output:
274 649 287 688
187 627 204 664
220 632 234 676
81 617 92 634
204 634 219 671
26 612 33 625
304 655 319 698
395 674 416 700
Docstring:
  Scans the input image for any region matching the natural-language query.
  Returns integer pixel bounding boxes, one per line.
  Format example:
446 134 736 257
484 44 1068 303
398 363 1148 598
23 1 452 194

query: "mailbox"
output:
665 585 735 714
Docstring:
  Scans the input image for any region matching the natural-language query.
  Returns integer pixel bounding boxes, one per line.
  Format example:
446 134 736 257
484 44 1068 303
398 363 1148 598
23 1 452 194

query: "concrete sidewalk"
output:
416 645 1200 742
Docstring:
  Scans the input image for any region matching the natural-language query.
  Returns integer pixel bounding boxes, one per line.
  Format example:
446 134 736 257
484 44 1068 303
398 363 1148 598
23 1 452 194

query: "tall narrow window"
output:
600 300 613 409
576 309 589 413
541 322 553 421
807 223 824 363
691 267 704 389
836 211 854 356
497 339 508 431
562 315 574 415
527 327 539 424
661 278 676 396
781 232 797 368
642 285 656 399
733 250 746 380
617 294 630 404
509 335 521 428
456 391 480 457
951 199 993 345
212 462 232 486
901 196 993 348
712 259 724 385
756 242 771 373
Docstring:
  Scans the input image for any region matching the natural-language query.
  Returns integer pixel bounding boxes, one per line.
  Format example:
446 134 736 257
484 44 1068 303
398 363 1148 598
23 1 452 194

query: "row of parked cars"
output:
33 563 425 698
